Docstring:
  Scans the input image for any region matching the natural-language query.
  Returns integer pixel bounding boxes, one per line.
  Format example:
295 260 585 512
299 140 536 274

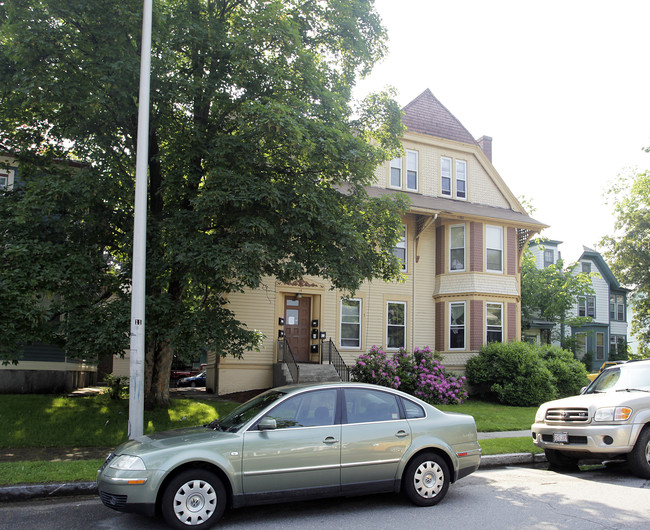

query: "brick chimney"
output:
477 135 492 162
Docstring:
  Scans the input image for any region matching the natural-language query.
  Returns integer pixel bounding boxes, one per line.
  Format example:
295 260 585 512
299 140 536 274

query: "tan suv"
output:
532 359 650 477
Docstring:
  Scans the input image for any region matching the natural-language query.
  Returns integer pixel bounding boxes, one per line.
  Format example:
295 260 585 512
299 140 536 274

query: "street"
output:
2 465 649 529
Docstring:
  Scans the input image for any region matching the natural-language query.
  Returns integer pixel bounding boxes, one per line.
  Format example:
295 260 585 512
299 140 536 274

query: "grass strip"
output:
479 437 543 456
0 459 105 486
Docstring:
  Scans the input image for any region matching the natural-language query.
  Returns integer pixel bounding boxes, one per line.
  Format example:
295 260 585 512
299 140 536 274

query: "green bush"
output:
535 344 589 397
466 342 556 406
102 374 129 400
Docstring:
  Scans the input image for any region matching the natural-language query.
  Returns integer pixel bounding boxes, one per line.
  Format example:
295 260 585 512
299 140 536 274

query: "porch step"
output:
273 362 341 386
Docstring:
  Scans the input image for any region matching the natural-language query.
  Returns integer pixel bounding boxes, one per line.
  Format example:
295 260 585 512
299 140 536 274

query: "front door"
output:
285 296 311 361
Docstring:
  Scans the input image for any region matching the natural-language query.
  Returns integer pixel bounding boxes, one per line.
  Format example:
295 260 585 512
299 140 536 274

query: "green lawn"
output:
0 394 238 448
0 394 539 486
437 401 537 432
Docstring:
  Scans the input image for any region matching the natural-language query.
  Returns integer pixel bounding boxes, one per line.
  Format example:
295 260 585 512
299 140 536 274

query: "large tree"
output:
0 0 408 406
602 164 650 354
520 246 595 347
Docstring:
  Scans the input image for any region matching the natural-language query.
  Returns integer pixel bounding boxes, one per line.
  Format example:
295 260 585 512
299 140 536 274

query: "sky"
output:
354 0 650 262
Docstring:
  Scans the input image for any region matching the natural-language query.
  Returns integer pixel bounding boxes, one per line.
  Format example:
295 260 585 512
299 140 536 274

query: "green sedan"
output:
97 382 481 528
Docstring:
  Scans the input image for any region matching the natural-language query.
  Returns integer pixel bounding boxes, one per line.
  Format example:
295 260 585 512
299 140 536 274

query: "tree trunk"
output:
144 341 174 409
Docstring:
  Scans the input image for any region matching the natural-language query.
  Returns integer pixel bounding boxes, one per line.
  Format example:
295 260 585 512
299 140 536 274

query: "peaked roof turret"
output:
402 89 477 145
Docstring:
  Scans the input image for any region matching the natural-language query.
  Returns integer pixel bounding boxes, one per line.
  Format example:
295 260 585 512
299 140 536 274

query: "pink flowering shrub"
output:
351 345 467 405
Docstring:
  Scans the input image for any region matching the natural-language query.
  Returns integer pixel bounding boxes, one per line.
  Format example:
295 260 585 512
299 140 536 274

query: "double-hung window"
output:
486 225 503 272
390 157 402 188
486 303 503 343
595 332 605 360
578 296 596 318
610 294 625 321
393 226 407 272
455 160 467 199
544 249 554 268
449 302 465 349
441 157 467 199
441 157 452 197
610 335 625 355
387 301 406 349
340 299 361 348
406 150 418 191
449 224 465 272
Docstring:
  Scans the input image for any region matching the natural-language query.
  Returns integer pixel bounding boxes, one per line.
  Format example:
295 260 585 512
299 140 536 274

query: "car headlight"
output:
534 407 545 423
594 407 632 422
109 454 147 471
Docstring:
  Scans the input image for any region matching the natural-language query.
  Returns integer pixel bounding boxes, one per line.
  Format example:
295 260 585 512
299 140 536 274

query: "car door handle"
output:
395 430 409 438
323 437 339 444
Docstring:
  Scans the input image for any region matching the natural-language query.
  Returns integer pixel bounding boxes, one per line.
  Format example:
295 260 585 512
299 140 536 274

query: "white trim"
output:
486 225 503 273
486 302 503 343
441 156 452 197
449 301 466 350
389 157 402 189
340 298 362 350
393 225 407 272
455 159 467 200
406 150 418 191
449 224 466 272
386 300 407 350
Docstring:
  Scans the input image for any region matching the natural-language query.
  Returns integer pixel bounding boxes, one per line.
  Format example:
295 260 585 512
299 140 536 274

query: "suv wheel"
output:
628 426 650 479
545 449 579 470
161 469 226 529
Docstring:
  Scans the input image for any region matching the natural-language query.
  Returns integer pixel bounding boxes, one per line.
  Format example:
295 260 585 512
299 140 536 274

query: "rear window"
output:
402 398 425 419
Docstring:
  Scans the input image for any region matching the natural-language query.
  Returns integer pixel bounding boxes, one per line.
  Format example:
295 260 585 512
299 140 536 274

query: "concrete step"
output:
273 362 341 386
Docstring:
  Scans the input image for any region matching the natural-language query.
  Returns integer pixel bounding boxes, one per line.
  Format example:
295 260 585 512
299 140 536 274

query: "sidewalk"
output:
0 429 545 503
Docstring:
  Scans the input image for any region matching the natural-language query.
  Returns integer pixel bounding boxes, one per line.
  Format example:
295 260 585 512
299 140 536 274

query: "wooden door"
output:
285 296 311 362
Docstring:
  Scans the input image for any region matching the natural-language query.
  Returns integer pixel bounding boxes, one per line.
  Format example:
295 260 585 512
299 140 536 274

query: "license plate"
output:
553 432 569 443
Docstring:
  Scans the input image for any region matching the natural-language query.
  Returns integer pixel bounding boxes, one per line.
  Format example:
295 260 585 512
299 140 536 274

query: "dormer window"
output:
390 151 418 191
441 157 467 199
406 150 418 191
390 157 402 188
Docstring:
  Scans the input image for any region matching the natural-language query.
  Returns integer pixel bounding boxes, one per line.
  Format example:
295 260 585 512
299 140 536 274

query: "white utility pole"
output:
129 0 153 440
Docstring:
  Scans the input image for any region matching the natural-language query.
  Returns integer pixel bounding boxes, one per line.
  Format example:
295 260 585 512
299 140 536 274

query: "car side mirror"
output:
258 416 277 431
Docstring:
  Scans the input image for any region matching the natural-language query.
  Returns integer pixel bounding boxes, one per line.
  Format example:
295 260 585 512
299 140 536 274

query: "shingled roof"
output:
402 89 478 145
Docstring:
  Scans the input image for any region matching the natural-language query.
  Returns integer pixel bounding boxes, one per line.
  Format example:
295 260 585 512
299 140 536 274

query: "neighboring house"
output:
0 155 97 393
208 89 547 394
569 246 629 370
525 240 629 370
524 239 563 344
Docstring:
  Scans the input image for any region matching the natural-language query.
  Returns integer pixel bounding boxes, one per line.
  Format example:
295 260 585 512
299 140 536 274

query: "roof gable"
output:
402 89 477 145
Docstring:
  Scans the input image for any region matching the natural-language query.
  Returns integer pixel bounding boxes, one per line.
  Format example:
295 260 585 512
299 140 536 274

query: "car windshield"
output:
585 364 650 394
208 390 286 432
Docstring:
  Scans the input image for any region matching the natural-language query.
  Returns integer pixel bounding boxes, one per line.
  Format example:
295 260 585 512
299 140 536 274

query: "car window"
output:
344 388 401 423
587 364 650 393
218 390 287 432
264 389 337 429
402 397 425 419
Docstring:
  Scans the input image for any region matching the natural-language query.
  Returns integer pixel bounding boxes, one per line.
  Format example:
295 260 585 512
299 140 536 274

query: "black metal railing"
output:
321 339 350 382
277 338 300 383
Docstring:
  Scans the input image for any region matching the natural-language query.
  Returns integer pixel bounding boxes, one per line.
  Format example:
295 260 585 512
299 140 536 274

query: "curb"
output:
0 481 97 502
0 453 548 503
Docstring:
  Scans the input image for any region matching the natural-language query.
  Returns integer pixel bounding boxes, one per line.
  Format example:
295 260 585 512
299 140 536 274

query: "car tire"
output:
161 469 226 529
545 449 579 470
628 426 650 479
190 381 197 388
402 452 450 506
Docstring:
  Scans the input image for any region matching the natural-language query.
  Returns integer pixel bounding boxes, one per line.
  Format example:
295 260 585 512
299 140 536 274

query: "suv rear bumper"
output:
531 422 635 454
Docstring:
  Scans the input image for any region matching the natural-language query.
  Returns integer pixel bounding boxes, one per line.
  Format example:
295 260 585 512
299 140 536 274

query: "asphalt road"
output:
1 464 649 529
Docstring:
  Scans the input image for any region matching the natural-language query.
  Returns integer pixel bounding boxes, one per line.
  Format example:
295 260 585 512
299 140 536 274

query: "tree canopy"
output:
0 0 408 406
520 246 595 346
602 163 650 355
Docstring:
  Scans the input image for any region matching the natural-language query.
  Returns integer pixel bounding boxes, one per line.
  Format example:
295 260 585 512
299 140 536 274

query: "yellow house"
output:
210 89 547 394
